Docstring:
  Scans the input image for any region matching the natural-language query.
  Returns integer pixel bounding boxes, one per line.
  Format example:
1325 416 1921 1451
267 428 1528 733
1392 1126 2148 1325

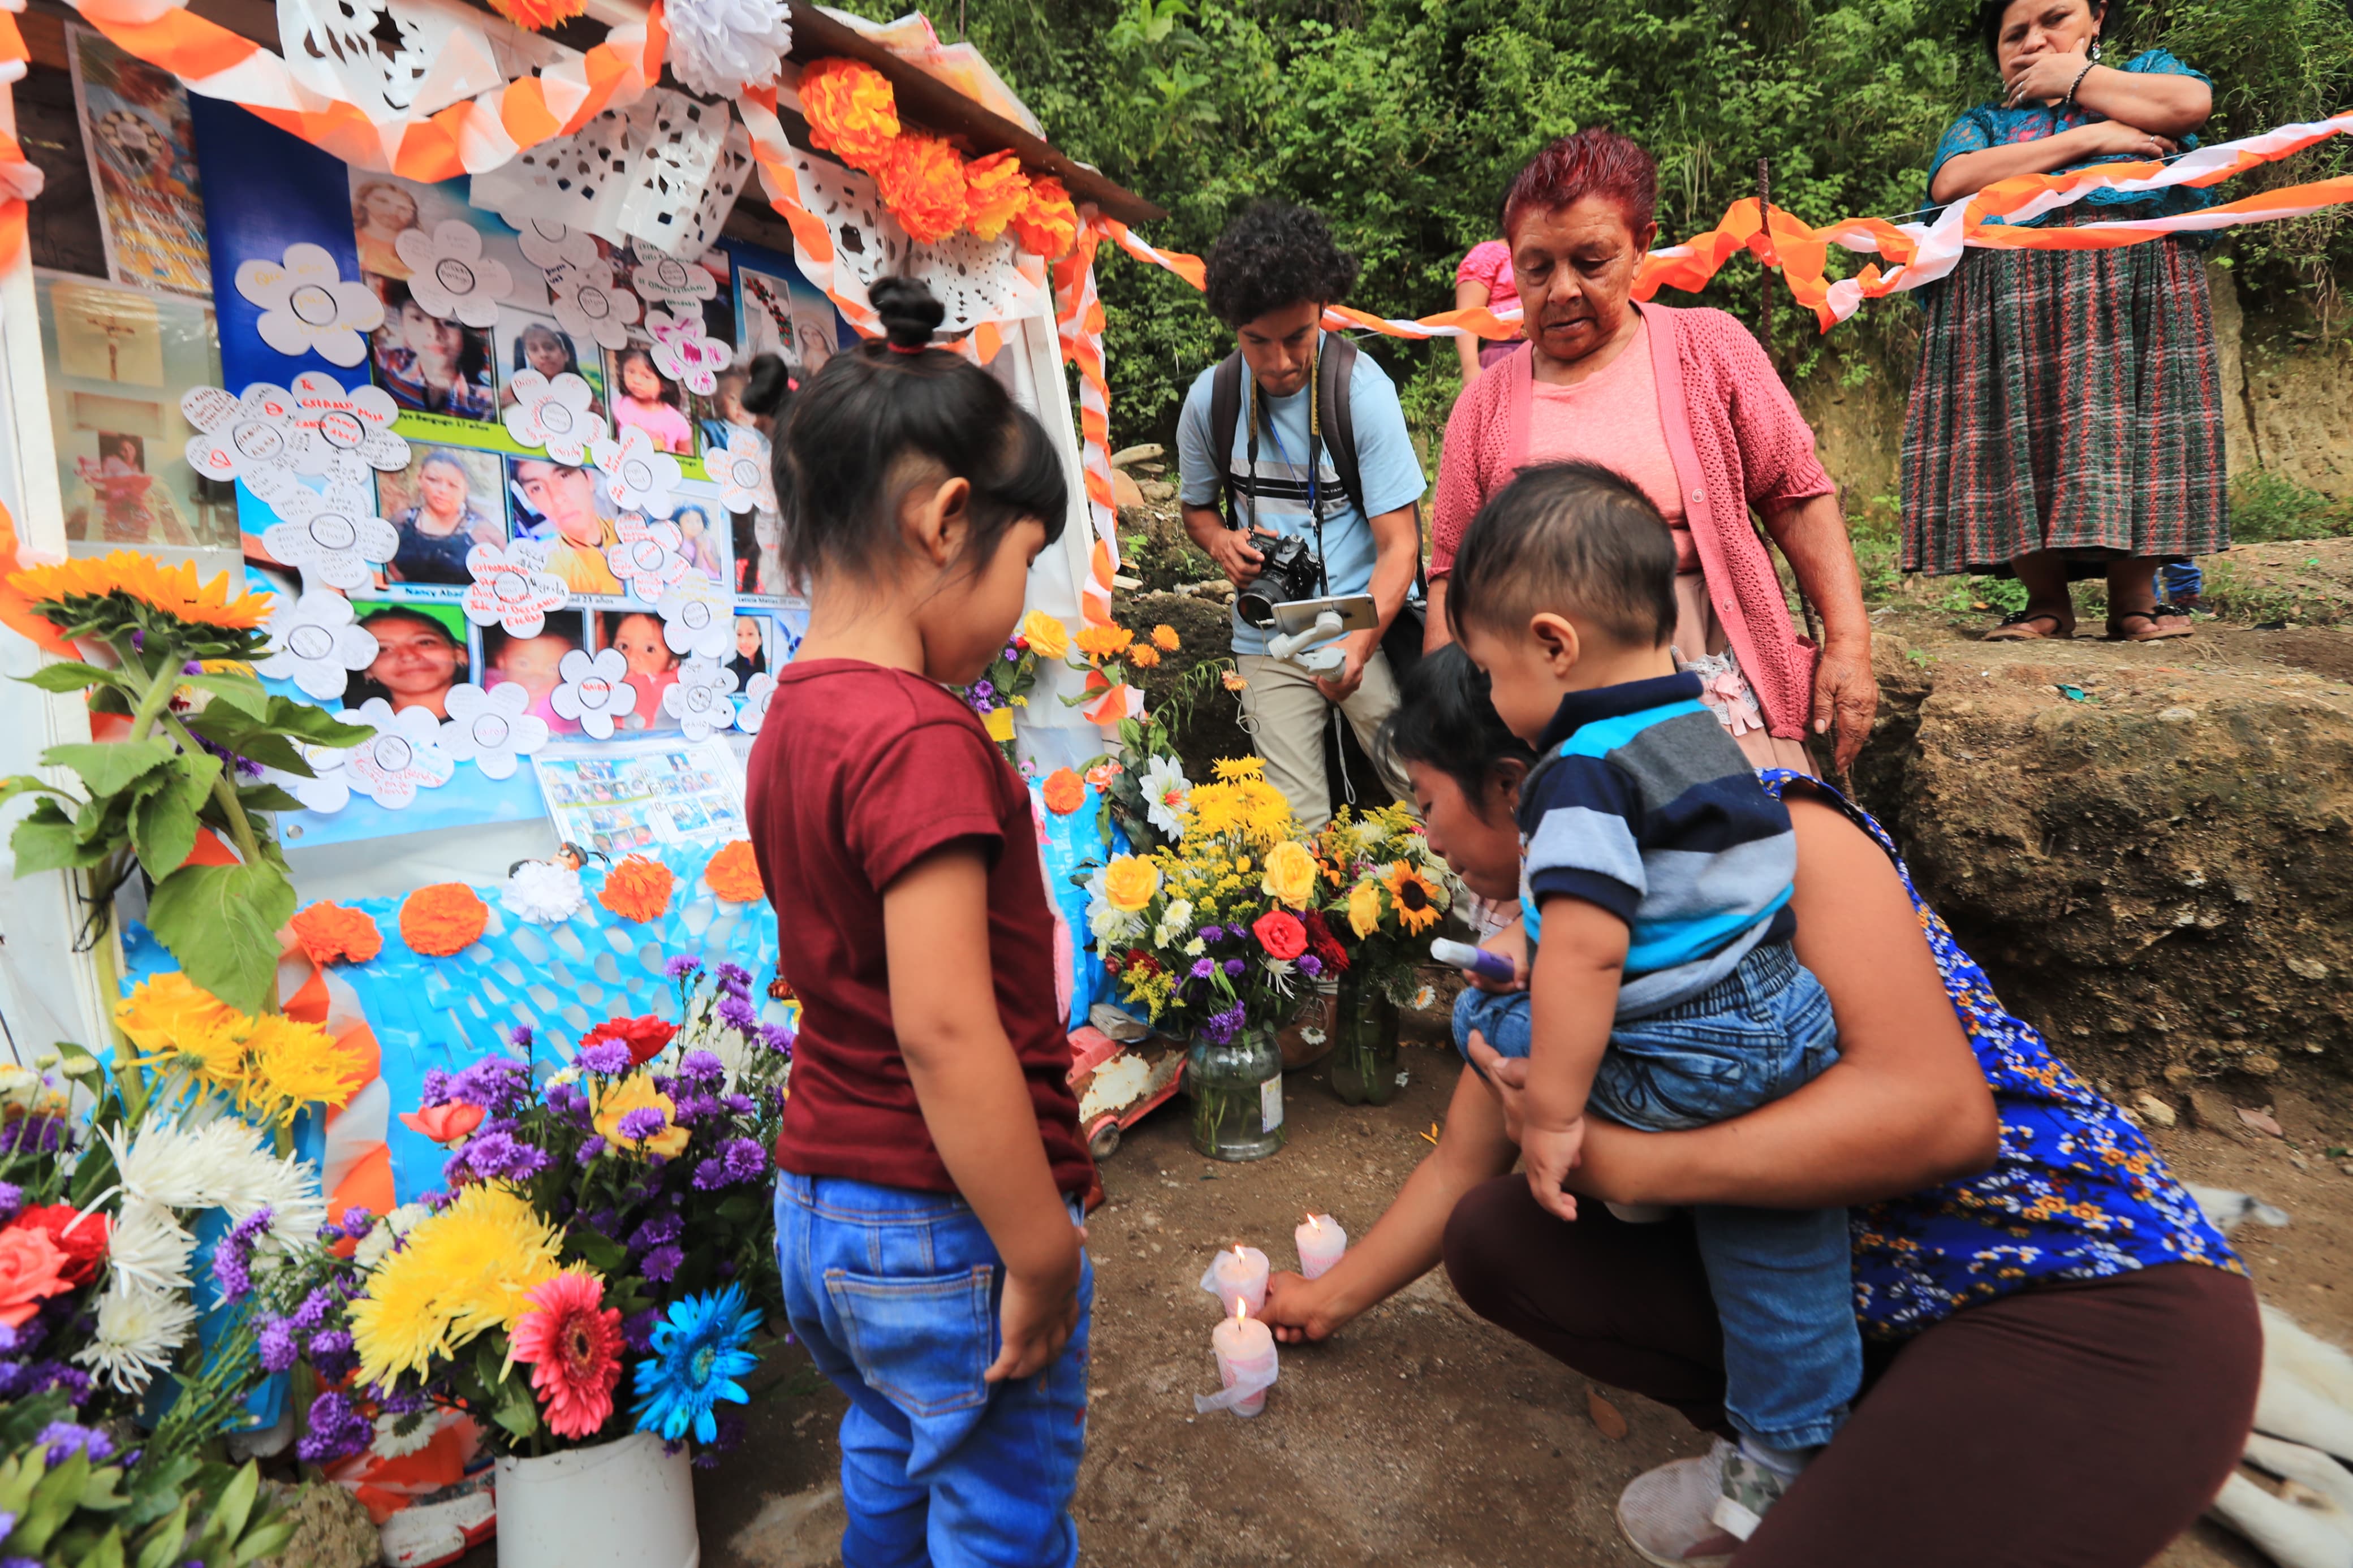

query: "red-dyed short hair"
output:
1499 128 1660 243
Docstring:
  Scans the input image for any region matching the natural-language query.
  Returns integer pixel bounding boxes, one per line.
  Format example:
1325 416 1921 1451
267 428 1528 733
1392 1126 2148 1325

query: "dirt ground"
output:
591 1027 2353 1568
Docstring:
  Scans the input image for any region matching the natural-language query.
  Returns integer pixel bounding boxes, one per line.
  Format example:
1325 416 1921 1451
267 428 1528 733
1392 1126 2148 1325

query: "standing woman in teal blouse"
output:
1902 0 2226 642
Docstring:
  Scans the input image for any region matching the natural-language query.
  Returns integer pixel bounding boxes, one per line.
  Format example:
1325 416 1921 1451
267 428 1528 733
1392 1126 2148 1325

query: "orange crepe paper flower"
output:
599 856 675 923
800 58 902 171
703 840 764 904
875 132 969 245
1041 767 1085 815
484 0 585 30
962 150 1031 243
290 901 383 966
400 883 489 957
399 1102 486 1144
10 551 274 630
1011 176 1079 260
0 1224 71 1328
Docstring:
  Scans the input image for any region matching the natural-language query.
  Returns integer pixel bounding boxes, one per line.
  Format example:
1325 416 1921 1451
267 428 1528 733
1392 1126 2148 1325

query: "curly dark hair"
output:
1203 201 1360 327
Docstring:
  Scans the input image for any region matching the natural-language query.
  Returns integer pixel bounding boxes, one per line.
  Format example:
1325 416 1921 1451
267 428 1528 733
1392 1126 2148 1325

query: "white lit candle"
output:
1294 1212 1347 1280
1206 1244 1269 1316
1210 1298 1277 1418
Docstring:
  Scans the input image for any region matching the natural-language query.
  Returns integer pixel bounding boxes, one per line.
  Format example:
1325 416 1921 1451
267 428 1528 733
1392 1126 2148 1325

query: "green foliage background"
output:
835 0 2353 445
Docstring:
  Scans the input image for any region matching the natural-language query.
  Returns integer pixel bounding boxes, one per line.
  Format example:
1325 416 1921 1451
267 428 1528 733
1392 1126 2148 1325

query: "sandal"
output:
2106 608 2192 642
1983 609 2075 642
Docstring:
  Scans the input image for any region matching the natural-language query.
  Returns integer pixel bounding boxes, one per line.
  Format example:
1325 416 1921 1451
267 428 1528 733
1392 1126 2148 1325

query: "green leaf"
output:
40 740 176 799
144 861 295 1015
200 1462 257 1547
188 724 311 779
232 1515 296 1565
0 774 76 812
130 787 199 875
12 802 119 874
131 1498 189 1568
20 1450 91 1550
570 1228 627 1273
20 661 120 693
232 783 307 814
490 1378 541 1441
265 698 370 748
174 672 269 719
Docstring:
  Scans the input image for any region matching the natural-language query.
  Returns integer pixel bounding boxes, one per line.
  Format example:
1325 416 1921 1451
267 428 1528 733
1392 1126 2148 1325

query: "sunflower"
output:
1380 861 1446 935
10 551 273 632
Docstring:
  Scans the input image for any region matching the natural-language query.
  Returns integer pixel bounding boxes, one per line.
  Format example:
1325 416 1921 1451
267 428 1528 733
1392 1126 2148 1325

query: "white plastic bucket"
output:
492 1431 699 1568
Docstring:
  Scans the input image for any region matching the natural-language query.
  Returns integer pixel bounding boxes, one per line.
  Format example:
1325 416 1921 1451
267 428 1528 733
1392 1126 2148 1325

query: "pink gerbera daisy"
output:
508 1269 624 1440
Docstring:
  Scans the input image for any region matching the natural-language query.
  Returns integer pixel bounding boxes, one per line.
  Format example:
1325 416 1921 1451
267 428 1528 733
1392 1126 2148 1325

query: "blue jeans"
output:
1453 942 1858 1449
773 1174 1092 1568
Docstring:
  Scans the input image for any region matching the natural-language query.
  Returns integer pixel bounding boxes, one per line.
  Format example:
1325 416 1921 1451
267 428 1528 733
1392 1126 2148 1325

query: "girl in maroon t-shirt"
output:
744 276 1096 1566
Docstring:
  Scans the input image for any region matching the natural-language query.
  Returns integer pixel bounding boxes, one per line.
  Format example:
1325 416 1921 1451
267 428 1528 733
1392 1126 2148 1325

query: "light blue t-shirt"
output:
1175 334 1427 655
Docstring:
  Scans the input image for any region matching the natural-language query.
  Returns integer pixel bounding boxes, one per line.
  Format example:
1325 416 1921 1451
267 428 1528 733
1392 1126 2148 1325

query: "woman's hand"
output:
1811 642 1880 774
2070 118 2179 160
2003 47 2095 107
1465 1030 1529 1144
1262 1271 1340 1344
1468 923 1529 994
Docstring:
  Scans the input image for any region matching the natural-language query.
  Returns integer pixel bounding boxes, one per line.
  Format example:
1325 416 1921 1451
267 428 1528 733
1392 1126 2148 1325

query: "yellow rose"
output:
1019 610 1070 662
1260 840 1318 909
593 1073 691 1160
1348 879 1384 939
1102 855 1161 913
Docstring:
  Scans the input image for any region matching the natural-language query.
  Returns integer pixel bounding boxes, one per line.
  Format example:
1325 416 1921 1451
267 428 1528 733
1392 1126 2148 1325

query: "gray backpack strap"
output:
1208 351 1247 531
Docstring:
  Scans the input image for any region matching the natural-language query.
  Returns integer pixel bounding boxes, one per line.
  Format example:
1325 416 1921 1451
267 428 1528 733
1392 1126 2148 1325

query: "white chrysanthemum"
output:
355 1202 432 1271
105 1116 326 1240
502 860 586 925
76 1278 199 1393
104 1195 197 1294
1151 897 1195 948
1184 936 1206 957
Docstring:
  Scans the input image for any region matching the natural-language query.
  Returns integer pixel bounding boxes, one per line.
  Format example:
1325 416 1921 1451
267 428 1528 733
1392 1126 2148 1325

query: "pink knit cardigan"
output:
1430 304 1835 741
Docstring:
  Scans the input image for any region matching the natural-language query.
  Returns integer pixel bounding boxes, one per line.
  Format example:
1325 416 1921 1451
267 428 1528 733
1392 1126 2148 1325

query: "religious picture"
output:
733 252 847 381
66 24 210 297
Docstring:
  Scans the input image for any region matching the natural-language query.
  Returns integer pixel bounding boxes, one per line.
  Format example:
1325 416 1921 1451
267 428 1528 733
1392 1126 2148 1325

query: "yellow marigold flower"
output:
349 1185 564 1385
593 1073 690 1160
11 551 273 630
1152 624 1181 652
1019 610 1070 661
1127 644 1162 669
962 149 1032 243
1102 854 1161 913
1381 861 1446 935
1260 840 1319 909
1348 879 1384 939
1222 671 1248 692
1074 623 1134 660
1212 757 1266 783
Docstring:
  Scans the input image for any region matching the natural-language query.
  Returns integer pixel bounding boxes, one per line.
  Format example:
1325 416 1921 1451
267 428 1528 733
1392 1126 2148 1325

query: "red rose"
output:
1122 951 1161 978
1302 909 1351 974
10 1203 110 1287
1252 911 1308 962
582 1015 678 1066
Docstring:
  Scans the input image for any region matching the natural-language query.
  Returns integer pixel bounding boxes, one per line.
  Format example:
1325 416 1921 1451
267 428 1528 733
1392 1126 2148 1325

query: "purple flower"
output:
451 1130 550 1185
544 1082 590 1120
665 955 703 981
0 1182 21 1222
338 1207 374 1241
296 1390 372 1466
714 961 752 995
447 1059 530 1109
291 1288 333 1334
716 994 758 1034
1223 958 1246 977
576 1135 607 1165
1199 925 1224 944
257 1320 299 1374
1190 958 1214 980
210 1208 273 1302
307 1329 357 1384
722 1092 755 1117
723 1137 767 1183
617 1108 668 1142
0 1116 65 1156
969 679 997 706
622 1308 661 1352
27 1362 89 1405
640 1244 684 1283
38 1422 114 1467
508 1025 534 1051
1201 1004 1246 1046
631 1212 684 1252
1299 953 1322 978
758 1023 796 1059
420 1068 454 1105
576 1039 631 1075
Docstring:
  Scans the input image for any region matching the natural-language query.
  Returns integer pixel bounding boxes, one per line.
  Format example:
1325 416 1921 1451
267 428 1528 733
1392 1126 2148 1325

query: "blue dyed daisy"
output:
631 1284 762 1443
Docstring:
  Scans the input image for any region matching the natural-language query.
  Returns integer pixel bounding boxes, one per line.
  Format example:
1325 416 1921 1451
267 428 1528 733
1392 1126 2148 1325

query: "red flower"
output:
1303 909 1351 974
1122 950 1161 978
1252 911 1308 962
10 1204 109 1287
399 1103 486 1144
582 1015 678 1067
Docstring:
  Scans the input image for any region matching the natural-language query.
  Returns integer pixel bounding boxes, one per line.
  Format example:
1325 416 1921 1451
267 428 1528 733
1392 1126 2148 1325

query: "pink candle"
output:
1211 1300 1277 1418
1206 1244 1268 1315
1294 1213 1346 1280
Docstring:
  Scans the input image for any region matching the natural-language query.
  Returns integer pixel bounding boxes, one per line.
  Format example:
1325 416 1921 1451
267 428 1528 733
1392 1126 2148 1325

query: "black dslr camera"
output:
1236 532 1325 629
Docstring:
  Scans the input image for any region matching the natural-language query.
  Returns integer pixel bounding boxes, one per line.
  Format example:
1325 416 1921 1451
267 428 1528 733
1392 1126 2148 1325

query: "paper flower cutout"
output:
502 370 604 464
644 308 728 398
438 681 550 780
1042 767 1085 815
874 132 968 247
709 426 776 516
335 699 458 809
654 569 730 660
549 262 640 352
661 656 738 741
516 218 600 275
401 882 489 956
703 839 764 902
589 426 682 519
663 0 791 97
261 494 399 593
181 383 313 504
502 860 586 925
393 221 514 329
549 647 639 739
604 516 691 603
462 542 570 638
735 669 777 735
235 243 384 368
289 901 384 966
631 254 716 307
258 588 381 701
290 371 410 483
598 854 675 922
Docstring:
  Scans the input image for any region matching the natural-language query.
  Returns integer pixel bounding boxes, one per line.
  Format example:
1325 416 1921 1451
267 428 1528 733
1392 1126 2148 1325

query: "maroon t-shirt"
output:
745 659 1092 1197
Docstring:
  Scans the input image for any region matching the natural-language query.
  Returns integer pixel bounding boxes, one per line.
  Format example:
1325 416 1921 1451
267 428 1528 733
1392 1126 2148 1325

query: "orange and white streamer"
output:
64 0 665 180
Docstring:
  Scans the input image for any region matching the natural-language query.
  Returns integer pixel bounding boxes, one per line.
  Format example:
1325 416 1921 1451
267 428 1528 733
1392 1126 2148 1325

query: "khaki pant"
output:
1234 650 1417 833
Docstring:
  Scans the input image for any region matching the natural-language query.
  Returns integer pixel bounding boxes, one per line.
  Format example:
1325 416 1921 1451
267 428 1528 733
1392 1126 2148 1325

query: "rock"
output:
1138 479 1176 503
2289 957 2331 980
2133 1092 2179 1129
256 1481 378 1568
1113 468 1147 510
2184 1087 2241 1133
2238 1107 2286 1137
1110 443 1166 469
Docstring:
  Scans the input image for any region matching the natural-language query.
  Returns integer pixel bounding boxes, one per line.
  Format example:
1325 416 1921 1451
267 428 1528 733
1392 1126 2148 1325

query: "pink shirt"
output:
1456 240 1519 312
614 398 694 455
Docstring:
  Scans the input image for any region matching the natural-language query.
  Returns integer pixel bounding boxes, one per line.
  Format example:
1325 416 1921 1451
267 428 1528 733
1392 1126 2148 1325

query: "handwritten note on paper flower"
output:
258 588 380 701
394 221 515 328
605 516 691 602
438 681 551 780
462 542 571 638
736 669 776 735
298 699 456 811
261 490 399 593
590 425 683 518
644 308 729 396
550 647 639 740
234 243 384 368
712 427 776 517
662 656 739 741
502 371 605 464
656 569 731 661
550 261 642 352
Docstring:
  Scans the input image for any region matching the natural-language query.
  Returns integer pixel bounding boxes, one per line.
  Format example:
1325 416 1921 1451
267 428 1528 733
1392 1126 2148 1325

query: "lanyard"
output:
1241 338 1330 595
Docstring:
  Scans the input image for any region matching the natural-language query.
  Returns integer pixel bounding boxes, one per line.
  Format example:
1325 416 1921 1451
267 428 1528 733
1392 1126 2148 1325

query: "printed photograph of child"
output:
378 446 505 588
507 457 624 598
606 344 693 455
497 314 606 417
482 614 585 735
594 608 680 731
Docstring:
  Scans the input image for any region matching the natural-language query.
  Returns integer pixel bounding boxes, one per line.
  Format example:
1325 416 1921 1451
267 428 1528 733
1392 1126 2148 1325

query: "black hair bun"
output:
869 275 946 351
741 352 791 417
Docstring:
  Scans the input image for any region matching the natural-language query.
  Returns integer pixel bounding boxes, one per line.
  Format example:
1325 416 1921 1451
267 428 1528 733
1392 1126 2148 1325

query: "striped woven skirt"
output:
1899 234 2229 576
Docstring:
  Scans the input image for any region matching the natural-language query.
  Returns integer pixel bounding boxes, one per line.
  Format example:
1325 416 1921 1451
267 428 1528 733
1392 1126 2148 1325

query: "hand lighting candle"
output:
1209 1297 1277 1418
1203 1243 1269 1315
1294 1212 1346 1280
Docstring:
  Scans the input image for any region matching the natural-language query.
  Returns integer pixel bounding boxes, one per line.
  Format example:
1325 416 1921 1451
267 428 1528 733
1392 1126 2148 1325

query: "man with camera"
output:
1175 201 1427 831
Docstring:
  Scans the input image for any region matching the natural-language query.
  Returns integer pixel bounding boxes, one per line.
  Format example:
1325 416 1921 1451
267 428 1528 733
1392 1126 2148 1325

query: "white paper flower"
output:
261 492 399 592
589 425 682 517
258 588 380 701
438 681 550 780
710 426 777 516
461 542 570 637
182 383 314 506
290 370 411 483
663 0 791 96
735 669 777 734
235 243 383 368
502 859 587 925
655 568 731 659
1140 755 1193 839
549 262 641 351
549 646 639 739
516 218 600 275
662 655 738 740
502 370 604 464
604 515 691 603
632 253 717 307
332 698 457 809
393 221 514 328
644 307 729 396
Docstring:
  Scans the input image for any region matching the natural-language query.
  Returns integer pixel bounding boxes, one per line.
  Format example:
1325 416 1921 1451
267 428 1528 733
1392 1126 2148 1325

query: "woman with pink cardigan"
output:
1428 129 1877 773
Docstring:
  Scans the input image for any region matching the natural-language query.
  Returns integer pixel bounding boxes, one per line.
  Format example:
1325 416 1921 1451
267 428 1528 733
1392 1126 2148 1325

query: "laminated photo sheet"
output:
531 734 747 858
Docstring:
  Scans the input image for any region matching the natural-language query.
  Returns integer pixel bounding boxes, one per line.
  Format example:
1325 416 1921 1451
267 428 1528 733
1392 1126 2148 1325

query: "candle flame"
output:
1234 1296 1247 1327
1304 1212 1321 1232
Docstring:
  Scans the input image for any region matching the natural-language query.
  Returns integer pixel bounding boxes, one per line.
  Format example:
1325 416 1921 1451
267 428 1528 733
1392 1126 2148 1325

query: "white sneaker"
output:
1617 1438 1740 1567
1605 1200 1675 1224
1710 1442 1795 1541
